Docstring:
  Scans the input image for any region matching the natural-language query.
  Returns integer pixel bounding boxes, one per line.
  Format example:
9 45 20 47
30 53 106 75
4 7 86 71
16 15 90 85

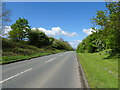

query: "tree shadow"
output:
103 52 120 59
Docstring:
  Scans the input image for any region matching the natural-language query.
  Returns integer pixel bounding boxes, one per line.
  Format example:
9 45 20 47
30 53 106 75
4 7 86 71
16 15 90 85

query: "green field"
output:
77 52 118 88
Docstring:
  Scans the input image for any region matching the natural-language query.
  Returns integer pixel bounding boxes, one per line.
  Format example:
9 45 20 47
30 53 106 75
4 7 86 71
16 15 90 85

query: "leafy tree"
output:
48 37 54 45
28 29 49 47
77 1 120 54
52 38 73 51
9 18 31 41
91 1 120 52
106 2 120 52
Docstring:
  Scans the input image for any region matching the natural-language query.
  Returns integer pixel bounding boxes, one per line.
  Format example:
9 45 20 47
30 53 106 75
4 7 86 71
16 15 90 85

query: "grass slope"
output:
1 38 64 64
77 51 118 88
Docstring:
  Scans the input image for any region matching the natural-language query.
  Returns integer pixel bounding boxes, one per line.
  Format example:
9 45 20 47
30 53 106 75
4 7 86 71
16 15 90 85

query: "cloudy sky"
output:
4 2 107 48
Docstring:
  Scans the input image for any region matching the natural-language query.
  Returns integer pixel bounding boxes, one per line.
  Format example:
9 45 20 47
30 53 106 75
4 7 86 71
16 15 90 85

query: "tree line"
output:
76 2 120 54
7 18 73 51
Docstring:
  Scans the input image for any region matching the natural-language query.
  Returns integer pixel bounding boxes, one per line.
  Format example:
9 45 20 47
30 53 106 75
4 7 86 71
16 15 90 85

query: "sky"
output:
4 2 108 48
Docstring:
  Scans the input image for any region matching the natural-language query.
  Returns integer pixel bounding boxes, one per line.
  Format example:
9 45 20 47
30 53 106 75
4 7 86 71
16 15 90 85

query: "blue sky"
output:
5 2 108 48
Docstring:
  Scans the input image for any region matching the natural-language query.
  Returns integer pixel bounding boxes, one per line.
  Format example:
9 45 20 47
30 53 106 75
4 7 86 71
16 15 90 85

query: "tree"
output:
28 29 49 47
9 18 31 41
106 1 120 52
91 1 120 52
48 37 54 45
52 38 73 51
0 3 11 36
2 3 11 26
77 1 120 54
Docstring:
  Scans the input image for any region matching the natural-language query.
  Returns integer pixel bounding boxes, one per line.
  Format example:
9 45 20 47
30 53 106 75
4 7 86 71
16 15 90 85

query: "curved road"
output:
2 51 82 88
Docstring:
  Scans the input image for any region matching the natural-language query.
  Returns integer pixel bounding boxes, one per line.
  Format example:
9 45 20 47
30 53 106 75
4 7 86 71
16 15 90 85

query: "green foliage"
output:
2 38 40 56
28 29 49 47
6 17 73 51
77 2 120 54
9 18 31 41
48 37 54 45
52 38 73 51
106 2 120 52
76 32 100 53
2 38 65 64
3 17 74 64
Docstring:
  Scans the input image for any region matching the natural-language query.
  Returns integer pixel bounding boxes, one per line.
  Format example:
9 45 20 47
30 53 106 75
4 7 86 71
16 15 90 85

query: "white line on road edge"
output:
45 58 56 63
0 68 32 84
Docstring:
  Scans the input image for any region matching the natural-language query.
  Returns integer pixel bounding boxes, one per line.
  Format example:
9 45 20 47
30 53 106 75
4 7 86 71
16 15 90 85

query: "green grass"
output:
1 50 62 64
77 51 118 88
1 38 65 64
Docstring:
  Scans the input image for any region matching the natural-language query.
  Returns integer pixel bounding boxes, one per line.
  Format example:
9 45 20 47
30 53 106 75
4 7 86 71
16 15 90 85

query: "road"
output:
2 51 82 88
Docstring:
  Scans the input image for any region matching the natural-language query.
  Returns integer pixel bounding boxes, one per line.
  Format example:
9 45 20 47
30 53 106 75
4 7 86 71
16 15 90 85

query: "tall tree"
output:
9 18 31 41
77 1 120 53
91 1 120 52
106 1 120 52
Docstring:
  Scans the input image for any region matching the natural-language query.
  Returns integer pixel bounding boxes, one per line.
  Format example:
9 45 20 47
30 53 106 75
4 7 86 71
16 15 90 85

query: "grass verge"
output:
77 52 118 88
1 38 65 64
1 50 63 64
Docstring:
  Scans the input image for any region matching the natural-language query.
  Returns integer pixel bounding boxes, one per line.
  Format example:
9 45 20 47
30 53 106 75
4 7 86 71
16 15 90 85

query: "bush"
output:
28 29 49 47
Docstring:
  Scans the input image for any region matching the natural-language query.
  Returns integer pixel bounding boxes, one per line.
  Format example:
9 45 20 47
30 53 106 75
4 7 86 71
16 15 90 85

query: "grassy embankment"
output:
77 50 118 88
1 38 65 64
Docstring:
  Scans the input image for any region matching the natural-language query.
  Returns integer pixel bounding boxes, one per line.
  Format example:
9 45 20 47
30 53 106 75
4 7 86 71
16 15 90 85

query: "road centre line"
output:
45 58 56 63
64 52 68 54
0 68 32 84
59 54 63 56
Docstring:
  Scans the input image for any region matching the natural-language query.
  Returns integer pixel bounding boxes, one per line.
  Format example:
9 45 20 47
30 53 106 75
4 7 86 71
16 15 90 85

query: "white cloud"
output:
2 26 12 36
32 27 78 37
4 26 12 34
83 28 94 35
3 26 78 38
69 40 82 49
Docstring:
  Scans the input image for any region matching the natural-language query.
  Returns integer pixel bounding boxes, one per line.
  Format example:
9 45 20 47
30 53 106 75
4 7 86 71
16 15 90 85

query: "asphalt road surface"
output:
2 51 82 88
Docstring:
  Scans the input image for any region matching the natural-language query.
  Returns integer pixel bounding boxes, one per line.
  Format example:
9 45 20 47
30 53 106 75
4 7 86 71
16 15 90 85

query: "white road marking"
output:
64 52 68 54
45 58 56 63
0 68 32 84
59 55 62 56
